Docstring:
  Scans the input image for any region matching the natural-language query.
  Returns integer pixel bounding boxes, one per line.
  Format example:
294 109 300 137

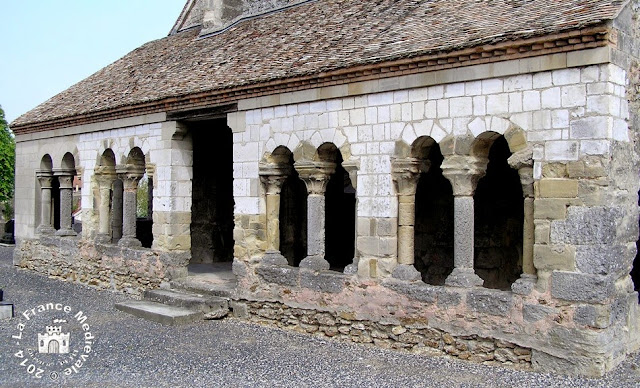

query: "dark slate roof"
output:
12 0 625 129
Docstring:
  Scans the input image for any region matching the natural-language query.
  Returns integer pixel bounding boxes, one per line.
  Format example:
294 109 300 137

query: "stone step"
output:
144 289 229 319
115 300 203 325
170 277 236 298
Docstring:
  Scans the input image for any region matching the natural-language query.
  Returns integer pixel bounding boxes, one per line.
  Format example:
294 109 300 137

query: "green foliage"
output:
0 106 14 215
137 176 149 218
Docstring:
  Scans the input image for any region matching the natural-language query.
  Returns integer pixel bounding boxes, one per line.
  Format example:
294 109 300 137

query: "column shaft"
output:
55 174 77 237
36 172 55 235
397 195 415 265
266 193 281 251
453 196 474 269
306 194 326 257
522 197 535 275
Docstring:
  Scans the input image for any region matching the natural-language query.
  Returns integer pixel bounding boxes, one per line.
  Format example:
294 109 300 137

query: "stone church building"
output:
10 0 640 376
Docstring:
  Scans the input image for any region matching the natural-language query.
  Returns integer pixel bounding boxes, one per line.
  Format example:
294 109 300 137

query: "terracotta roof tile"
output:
12 0 625 129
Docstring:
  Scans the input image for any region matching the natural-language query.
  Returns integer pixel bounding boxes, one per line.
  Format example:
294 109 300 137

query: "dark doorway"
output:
414 145 454 285
190 119 235 263
474 136 524 290
325 157 356 271
52 177 60 231
279 156 308 267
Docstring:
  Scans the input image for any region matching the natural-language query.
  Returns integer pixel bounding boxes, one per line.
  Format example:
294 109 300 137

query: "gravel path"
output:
0 245 639 387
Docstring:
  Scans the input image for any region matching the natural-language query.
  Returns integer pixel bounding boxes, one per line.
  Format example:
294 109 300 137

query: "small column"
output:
294 160 336 270
259 162 291 265
508 149 537 294
54 169 77 237
117 165 145 247
441 155 487 287
390 158 429 281
36 170 55 235
95 168 116 243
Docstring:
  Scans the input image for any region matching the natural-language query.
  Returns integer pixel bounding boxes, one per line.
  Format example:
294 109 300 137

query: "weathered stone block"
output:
575 244 627 276
551 271 615 303
533 244 576 271
384 279 437 303
523 304 557 322
257 265 299 287
466 290 514 317
300 270 349 294
534 220 551 243
538 179 578 198
437 289 462 308
534 198 569 220
550 207 620 245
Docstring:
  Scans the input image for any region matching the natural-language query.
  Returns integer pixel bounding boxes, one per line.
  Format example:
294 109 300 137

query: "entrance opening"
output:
632 190 640 302
136 173 153 248
414 144 454 285
52 177 60 230
474 135 523 290
322 148 356 271
279 153 307 267
111 179 123 243
190 119 235 264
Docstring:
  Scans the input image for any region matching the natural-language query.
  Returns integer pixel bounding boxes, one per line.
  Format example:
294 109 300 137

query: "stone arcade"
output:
10 0 640 377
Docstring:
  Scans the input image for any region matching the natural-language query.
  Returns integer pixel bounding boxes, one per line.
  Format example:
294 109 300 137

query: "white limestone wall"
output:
14 135 81 239
232 63 629 221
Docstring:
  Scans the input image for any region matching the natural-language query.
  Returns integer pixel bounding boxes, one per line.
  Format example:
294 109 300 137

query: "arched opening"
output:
473 135 524 290
412 137 454 285
111 179 124 243
318 143 356 271
127 147 153 248
276 147 308 267
190 119 234 264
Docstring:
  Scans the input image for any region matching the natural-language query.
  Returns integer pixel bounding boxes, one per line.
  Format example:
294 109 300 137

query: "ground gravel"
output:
0 245 639 387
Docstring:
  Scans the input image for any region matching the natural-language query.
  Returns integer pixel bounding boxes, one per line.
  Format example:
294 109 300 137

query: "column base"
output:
55 228 77 237
445 268 483 288
118 236 142 248
511 273 537 295
95 234 112 244
36 225 56 235
262 250 288 266
299 255 330 271
392 264 422 282
343 261 358 275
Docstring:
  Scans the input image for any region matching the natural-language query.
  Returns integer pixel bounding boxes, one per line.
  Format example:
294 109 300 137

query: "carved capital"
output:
294 160 336 195
341 160 360 190
441 155 488 196
507 147 534 198
36 169 53 189
259 162 292 195
116 164 145 190
391 158 430 196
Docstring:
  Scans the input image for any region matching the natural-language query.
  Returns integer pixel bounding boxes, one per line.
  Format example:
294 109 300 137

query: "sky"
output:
0 1 186 125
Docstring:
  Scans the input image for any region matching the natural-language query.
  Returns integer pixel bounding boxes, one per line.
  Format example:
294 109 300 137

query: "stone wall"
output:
13 237 189 293
234 300 532 368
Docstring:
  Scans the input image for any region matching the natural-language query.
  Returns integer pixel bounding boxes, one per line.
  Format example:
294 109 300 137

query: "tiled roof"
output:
12 0 625 130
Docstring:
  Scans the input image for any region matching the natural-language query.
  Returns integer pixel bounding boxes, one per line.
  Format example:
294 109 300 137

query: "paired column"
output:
259 162 291 264
54 169 77 237
294 160 336 270
36 170 55 235
391 158 429 281
441 155 488 287
95 167 116 243
117 165 145 247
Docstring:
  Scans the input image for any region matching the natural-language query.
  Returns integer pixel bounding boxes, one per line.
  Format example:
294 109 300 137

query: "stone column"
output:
259 162 291 265
36 170 55 235
117 166 145 247
294 160 336 270
390 158 429 281
508 148 537 294
54 169 77 237
441 155 487 287
95 168 116 243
